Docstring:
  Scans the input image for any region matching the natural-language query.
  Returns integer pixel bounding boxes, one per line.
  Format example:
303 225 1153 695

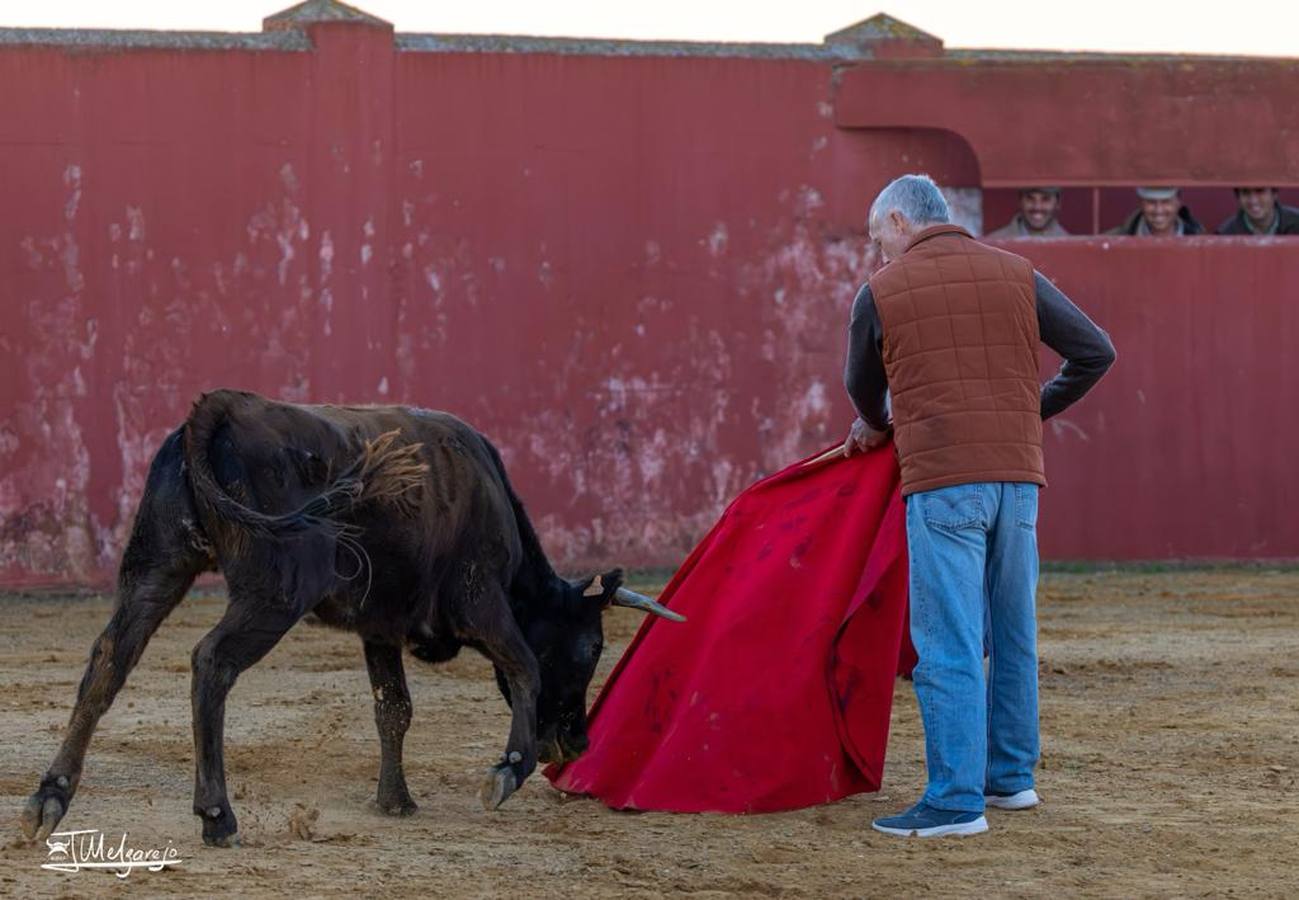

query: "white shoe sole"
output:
985 789 1040 810
873 816 989 838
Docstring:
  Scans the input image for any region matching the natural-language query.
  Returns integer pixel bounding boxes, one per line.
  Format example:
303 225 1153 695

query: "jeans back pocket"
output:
1014 483 1039 531
920 484 987 533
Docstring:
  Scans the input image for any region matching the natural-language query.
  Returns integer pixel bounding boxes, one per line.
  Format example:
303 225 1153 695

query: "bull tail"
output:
182 391 428 550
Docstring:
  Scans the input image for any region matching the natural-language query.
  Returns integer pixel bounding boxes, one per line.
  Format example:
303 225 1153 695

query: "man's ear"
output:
581 568 625 605
889 208 911 237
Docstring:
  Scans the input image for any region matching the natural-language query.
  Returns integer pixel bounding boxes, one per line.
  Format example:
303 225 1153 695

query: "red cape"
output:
547 444 915 813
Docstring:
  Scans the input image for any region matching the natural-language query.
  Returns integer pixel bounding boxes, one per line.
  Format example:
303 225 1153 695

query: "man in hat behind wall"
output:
985 187 1069 238
1108 187 1205 236
1216 187 1299 235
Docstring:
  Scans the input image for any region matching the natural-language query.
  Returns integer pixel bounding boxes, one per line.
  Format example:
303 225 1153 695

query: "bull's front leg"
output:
464 589 540 810
481 643 540 811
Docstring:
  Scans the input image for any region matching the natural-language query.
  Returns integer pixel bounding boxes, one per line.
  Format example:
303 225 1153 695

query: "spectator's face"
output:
1237 188 1277 225
1140 196 1180 235
1020 191 1060 231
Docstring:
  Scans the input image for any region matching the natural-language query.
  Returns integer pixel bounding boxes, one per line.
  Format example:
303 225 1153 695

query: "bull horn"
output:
611 587 686 623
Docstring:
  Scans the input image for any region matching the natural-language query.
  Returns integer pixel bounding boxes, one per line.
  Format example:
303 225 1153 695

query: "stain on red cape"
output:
546 444 915 813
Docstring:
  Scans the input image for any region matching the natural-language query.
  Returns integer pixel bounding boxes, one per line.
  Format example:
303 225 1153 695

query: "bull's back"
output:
193 390 523 584
310 402 527 634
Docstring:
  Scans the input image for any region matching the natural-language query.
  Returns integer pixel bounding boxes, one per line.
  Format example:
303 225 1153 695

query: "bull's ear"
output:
581 568 624 605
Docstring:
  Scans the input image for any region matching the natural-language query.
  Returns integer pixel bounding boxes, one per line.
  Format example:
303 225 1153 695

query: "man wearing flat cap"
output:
1216 187 1299 235
986 187 1069 239
1108 187 1205 236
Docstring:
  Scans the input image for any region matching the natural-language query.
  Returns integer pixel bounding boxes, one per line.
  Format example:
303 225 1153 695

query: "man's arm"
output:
843 283 891 432
1035 271 1117 420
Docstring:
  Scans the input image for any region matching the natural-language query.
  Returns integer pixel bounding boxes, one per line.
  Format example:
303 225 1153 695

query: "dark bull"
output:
21 389 682 847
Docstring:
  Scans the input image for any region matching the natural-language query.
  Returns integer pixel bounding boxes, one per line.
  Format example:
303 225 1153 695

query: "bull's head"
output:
497 567 684 766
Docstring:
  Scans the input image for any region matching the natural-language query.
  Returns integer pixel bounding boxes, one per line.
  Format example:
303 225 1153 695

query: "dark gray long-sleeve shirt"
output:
844 271 1116 432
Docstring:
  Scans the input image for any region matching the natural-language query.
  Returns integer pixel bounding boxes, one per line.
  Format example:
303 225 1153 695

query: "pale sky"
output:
1 0 1297 58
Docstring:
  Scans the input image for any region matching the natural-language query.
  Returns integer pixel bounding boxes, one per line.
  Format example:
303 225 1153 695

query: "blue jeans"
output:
905 481 1041 813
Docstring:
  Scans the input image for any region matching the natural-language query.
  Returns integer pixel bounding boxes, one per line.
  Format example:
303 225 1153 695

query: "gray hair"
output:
869 174 951 228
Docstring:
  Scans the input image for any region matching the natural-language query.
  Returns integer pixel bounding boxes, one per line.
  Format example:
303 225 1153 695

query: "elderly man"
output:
985 187 1069 238
842 174 1115 838
1216 187 1299 235
1108 187 1204 236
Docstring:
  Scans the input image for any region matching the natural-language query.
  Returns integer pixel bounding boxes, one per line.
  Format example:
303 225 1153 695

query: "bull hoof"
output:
198 803 240 848
203 830 242 849
479 764 518 811
21 777 70 843
377 795 418 817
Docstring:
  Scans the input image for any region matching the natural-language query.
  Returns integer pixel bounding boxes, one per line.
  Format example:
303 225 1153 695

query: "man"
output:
842 174 1115 838
1216 187 1299 235
1108 187 1204 236
985 187 1068 238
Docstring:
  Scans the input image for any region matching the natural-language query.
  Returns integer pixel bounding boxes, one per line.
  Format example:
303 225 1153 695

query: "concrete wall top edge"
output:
944 48 1299 65
2 25 1295 65
0 27 310 51
0 25 863 59
392 33 867 61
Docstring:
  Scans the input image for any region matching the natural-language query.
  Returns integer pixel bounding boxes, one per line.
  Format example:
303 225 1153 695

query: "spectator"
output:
1108 187 1204 236
1216 187 1299 235
986 187 1068 238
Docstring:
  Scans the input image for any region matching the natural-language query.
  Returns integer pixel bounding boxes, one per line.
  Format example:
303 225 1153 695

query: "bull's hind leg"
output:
22 430 212 842
190 597 299 847
363 640 417 815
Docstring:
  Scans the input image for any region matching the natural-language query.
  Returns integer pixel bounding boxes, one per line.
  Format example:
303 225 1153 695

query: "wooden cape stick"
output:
802 445 847 468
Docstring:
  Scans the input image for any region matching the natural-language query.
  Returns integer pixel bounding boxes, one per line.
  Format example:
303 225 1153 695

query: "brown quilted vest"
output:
869 224 1045 496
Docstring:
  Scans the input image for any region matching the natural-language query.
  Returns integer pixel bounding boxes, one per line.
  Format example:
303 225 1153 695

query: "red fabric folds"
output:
546 444 914 813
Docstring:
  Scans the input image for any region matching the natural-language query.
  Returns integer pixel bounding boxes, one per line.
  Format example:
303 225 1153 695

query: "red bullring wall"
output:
2 8 1297 584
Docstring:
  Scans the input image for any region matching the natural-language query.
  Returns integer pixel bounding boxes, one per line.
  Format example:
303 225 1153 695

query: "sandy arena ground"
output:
1 569 1297 898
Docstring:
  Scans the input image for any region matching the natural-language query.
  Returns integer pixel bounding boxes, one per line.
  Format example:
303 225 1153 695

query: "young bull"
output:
21 389 682 847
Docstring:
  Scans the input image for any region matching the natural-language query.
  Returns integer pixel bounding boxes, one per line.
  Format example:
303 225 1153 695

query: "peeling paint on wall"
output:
2 32 1296 586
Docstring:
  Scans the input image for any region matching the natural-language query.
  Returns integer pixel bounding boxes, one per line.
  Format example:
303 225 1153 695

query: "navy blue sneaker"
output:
872 802 989 837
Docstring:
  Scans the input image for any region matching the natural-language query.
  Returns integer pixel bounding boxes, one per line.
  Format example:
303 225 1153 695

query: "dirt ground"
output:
1 569 1297 899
